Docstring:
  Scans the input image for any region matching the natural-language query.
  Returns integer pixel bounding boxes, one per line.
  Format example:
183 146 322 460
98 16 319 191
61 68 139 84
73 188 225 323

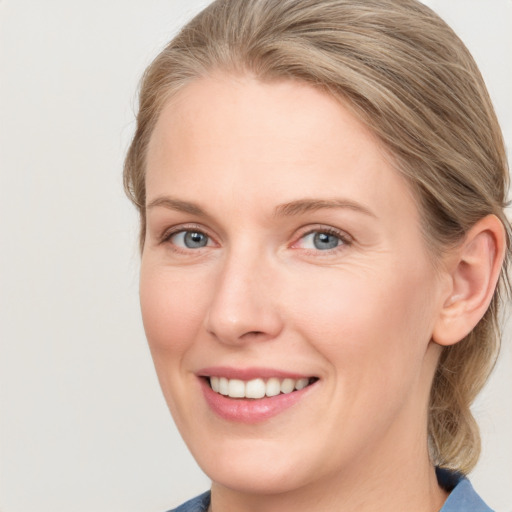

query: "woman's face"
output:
141 75 448 495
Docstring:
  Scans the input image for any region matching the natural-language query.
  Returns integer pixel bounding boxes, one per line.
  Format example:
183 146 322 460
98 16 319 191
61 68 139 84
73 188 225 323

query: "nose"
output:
204 249 284 346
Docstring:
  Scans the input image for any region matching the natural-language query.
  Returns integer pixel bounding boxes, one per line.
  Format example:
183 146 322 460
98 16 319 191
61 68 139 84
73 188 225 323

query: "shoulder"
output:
167 491 211 512
437 468 494 512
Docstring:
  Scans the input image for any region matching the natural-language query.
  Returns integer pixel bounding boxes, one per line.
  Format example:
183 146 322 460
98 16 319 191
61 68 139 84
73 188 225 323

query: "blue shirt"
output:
169 468 493 511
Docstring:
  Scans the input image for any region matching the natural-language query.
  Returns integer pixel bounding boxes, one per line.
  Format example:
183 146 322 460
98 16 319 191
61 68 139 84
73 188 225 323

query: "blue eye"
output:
300 231 343 250
170 230 210 249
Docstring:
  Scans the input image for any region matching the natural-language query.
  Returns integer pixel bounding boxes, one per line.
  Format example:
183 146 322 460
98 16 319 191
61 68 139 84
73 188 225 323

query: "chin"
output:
191 439 317 495
207 461 308 495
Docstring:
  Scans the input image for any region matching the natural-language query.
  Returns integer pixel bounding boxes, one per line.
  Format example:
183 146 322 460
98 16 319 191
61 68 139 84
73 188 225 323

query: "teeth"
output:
295 378 309 390
228 379 245 398
280 378 295 394
265 377 281 397
219 377 229 396
208 376 314 399
246 378 266 399
210 376 220 392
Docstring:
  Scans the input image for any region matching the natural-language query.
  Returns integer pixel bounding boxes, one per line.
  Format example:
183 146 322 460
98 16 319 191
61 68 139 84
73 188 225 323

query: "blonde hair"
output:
124 0 510 474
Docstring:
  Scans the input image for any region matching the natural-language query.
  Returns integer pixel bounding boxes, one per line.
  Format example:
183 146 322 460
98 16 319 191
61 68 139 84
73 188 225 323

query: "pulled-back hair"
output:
124 0 510 474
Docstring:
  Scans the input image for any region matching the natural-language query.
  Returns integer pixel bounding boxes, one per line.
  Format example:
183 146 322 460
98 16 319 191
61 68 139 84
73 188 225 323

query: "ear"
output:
432 215 506 347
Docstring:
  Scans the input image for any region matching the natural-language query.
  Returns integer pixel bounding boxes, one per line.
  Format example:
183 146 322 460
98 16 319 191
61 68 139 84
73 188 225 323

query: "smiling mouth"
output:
206 376 318 399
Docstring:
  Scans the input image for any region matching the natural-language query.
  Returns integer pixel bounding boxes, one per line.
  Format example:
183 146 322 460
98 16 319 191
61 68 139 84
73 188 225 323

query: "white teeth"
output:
245 378 266 399
209 376 314 399
265 377 281 397
210 376 220 392
228 379 245 398
295 378 309 390
219 377 229 396
280 378 295 394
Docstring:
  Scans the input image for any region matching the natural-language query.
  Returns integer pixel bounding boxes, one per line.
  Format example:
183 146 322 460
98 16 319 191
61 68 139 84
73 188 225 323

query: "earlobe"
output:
432 215 506 347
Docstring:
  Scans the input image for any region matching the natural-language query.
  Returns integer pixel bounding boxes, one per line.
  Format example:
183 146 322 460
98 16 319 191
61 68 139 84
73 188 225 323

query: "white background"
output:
0 1 510 511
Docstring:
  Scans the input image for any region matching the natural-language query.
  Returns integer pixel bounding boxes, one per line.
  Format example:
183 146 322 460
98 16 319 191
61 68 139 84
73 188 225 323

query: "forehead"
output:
145 74 417 220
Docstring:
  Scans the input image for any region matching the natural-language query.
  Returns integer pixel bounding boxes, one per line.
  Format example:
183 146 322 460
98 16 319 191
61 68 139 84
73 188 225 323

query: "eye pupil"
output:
313 232 339 250
184 231 208 248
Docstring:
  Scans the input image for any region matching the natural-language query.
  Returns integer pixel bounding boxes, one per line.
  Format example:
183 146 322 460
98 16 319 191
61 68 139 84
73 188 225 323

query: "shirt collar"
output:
437 467 494 512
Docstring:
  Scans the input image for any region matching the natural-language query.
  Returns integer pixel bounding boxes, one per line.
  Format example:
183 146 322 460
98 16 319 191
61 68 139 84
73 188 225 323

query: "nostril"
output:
204 301 284 345
240 330 266 340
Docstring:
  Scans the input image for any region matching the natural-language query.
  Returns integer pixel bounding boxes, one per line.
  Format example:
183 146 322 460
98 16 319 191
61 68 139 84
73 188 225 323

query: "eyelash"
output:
159 224 352 255
292 226 352 254
160 224 214 250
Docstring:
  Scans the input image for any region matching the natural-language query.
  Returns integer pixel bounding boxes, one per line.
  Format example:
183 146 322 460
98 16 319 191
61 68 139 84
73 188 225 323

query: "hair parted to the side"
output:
124 0 511 474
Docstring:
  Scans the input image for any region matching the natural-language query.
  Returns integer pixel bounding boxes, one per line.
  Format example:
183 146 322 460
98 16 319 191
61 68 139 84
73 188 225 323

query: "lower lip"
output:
200 378 316 424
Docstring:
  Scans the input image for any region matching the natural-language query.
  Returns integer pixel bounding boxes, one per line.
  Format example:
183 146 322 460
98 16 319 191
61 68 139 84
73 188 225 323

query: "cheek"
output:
287 261 436 372
139 264 208 355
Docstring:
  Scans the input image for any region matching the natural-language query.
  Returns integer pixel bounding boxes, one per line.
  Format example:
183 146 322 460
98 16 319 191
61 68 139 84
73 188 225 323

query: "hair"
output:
124 0 510 474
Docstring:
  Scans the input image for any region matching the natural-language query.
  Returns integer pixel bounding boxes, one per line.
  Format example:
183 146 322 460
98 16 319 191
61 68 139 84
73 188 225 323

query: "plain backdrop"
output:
0 1 511 511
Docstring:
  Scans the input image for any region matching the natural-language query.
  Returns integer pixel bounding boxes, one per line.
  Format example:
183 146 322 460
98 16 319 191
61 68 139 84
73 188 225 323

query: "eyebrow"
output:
146 196 376 219
274 198 376 218
146 197 207 216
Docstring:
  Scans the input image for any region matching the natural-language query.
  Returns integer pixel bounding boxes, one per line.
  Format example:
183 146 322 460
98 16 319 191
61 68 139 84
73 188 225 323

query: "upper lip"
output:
197 366 316 380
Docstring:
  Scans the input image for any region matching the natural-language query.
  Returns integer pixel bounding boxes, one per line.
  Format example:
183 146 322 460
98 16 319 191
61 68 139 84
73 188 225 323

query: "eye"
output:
169 230 211 249
296 229 349 251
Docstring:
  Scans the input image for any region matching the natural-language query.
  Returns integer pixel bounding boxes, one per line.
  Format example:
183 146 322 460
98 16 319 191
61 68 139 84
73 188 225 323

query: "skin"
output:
140 74 499 511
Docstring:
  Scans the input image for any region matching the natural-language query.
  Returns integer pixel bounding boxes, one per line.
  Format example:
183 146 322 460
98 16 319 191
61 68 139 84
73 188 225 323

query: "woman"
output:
124 0 510 510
